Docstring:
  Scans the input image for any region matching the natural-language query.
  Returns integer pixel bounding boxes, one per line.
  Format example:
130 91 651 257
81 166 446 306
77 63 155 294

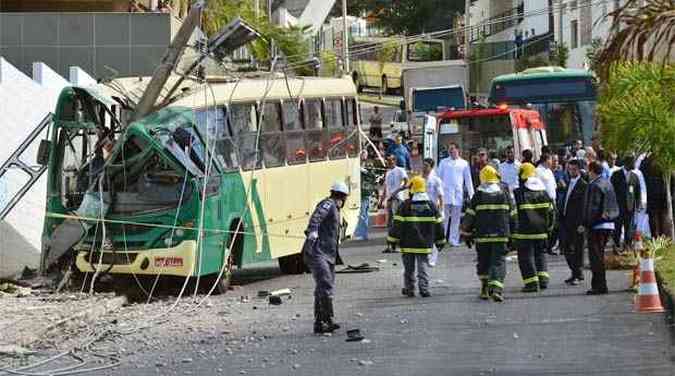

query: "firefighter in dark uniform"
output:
461 166 517 302
304 182 349 334
388 176 446 298
513 163 556 292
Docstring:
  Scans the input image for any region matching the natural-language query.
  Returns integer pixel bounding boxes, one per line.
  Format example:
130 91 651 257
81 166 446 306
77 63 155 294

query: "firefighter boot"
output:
479 280 489 300
490 286 504 303
521 282 539 293
538 273 550 290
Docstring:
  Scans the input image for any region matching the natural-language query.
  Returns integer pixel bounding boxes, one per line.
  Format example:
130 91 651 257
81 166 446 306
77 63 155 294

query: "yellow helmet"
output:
409 176 427 194
479 166 500 184
519 162 536 180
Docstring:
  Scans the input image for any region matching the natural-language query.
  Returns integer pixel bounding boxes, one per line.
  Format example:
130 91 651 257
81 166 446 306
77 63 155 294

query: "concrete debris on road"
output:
359 360 374 366
0 282 33 297
270 288 291 297
268 296 283 305
0 345 35 357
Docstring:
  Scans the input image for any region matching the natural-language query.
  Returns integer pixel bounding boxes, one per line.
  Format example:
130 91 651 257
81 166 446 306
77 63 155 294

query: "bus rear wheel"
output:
278 253 306 275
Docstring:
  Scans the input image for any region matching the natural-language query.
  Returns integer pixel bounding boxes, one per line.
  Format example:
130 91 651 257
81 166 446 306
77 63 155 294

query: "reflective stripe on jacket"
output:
461 183 516 243
513 181 555 240
388 193 446 254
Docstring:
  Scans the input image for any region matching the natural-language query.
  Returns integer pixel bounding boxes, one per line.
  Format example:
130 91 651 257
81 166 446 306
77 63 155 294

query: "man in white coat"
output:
436 143 474 247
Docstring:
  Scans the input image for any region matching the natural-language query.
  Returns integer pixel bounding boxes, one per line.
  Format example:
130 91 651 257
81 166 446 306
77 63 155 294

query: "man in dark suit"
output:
610 155 641 251
560 159 588 285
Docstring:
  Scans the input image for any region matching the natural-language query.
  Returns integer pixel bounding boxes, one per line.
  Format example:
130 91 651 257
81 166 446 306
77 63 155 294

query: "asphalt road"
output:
103 229 675 376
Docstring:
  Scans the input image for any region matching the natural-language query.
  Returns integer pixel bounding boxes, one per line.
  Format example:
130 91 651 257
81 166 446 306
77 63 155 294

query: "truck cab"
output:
423 107 548 165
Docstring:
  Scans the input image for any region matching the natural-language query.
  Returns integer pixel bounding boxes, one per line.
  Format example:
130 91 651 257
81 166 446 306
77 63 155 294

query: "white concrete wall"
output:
555 0 621 69
0 58 95 278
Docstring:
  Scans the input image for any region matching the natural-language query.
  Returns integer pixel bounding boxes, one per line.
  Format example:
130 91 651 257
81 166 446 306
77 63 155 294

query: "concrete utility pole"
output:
558 0 564 45
342 0 350 74
464 0 471 60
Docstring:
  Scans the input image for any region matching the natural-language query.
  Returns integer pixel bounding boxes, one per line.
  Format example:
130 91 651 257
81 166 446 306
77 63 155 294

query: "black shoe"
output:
539 282 548 290
521 284 539 293
564 277 576 284
586 289 608 295
401 288 415 297
382 248 393 253
568 279 580 286
314 321 332 334
420 291 431 298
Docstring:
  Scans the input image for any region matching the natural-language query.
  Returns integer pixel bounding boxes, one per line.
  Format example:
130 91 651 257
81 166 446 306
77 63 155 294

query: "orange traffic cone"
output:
634 253 665 313
630 232 643 291
373 208 387 228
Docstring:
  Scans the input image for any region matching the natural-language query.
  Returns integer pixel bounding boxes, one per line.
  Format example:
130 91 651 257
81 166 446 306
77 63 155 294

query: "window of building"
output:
570 20 579 49
304 99 324 129
282 100 303 131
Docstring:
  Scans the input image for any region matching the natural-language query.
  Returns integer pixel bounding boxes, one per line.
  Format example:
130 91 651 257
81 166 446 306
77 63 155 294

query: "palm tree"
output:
597 0 675 239
597 0 675 80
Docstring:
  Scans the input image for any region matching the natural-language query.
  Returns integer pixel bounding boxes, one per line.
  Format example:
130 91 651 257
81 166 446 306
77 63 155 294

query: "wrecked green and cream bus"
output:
41 76 362 290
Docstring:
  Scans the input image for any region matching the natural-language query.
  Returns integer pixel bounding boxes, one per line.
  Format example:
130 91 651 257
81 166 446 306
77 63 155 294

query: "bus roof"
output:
89 75 357 109
437 108 545 129
491 66 593 83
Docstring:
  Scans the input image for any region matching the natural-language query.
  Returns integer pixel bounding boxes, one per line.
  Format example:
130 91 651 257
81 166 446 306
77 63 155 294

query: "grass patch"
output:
655 245 675 290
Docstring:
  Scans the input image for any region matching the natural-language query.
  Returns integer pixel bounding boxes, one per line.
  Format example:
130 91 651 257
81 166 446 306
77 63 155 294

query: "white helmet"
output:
330 181 349 195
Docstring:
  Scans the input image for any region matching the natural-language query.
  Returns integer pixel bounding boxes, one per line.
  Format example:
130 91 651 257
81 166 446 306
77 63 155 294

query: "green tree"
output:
598 62 675 239
319 49 338 77
197 0 313 75
585 38 603 74
596 0 675 238
341 0 463 35
469 35 487 93
549 41 569 68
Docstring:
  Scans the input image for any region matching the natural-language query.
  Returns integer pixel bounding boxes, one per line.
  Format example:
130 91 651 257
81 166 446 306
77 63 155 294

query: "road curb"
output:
18 295 128 347
655 271 674 319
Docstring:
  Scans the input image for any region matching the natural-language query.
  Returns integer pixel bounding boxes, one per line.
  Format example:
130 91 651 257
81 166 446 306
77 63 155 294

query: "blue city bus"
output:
489 67 597 147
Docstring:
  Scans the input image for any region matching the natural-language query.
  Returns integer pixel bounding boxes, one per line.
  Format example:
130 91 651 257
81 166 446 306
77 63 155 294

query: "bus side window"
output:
283 100 306 165
229 103 261 170
281 100 302 131
261 102 285 168
343 98 359 158
304 99 323 130
325 98 346 160
304 98 327 162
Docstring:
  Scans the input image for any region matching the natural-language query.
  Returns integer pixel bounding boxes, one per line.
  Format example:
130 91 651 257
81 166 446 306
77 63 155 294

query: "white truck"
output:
390 60 468 137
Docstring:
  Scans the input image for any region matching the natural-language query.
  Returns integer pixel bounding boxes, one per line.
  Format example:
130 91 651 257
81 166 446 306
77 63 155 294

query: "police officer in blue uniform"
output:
304 182 350 334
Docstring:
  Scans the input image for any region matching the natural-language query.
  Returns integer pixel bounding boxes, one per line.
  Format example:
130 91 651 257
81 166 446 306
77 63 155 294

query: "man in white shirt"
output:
379 154 408 253
436 143 474 247
499 146 521 195
535 153 557 201
423 158 445 266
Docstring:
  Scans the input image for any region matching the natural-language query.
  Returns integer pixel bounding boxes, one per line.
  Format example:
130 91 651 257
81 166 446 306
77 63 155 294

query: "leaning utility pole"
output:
464 0 471 95
132 1 204 122
342 0 349 74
